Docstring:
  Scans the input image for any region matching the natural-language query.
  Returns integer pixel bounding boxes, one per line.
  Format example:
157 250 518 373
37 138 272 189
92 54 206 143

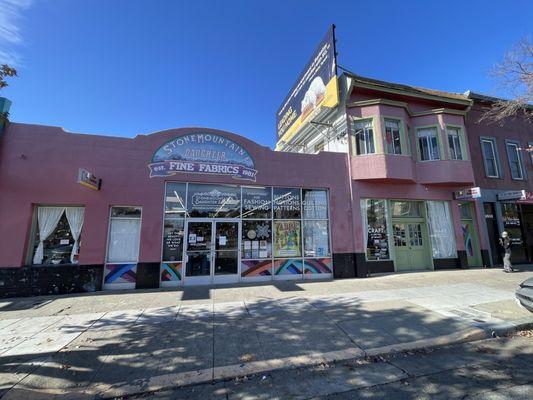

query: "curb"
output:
2 318 532 400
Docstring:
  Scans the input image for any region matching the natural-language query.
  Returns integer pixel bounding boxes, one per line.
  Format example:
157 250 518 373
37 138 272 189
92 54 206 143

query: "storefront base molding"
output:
355 253 395 277
0 264 103 298
136 262 161 289
332 253 356 278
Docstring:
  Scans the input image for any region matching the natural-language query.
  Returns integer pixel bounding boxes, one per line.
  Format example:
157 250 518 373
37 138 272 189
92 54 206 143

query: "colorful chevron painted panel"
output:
304 258 333 274
161 262 183 282
241 260 272 277
274 259 303 275
104 263 137 284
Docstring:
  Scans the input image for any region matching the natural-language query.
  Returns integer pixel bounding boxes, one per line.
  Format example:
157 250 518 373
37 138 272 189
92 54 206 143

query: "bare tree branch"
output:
480 37 533 124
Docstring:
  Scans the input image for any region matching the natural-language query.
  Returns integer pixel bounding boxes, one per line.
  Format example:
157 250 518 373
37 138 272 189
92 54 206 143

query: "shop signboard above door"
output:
454 187 481 200
497 190 526 201
149 133 257 181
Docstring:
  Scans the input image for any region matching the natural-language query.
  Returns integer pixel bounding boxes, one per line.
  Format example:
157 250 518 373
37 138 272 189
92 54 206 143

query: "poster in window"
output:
273 188 301 219
274 220 301 257
163 219 184 261
242 187 272 219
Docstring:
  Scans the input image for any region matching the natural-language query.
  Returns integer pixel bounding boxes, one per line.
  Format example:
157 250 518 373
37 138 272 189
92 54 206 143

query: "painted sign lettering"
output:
149 133 257 181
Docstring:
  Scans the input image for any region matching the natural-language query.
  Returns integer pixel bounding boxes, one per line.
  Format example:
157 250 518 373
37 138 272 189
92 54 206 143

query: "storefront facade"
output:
0 124 356 295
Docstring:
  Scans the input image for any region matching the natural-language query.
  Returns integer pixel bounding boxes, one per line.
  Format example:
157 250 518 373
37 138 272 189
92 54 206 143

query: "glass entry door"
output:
213 221 239 283
184 219 239 285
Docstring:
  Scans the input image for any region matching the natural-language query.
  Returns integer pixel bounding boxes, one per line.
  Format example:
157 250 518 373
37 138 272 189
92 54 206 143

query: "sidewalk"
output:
0 267 532 399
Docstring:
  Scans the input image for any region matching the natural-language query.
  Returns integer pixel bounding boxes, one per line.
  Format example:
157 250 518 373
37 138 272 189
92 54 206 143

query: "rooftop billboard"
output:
276 25 338 144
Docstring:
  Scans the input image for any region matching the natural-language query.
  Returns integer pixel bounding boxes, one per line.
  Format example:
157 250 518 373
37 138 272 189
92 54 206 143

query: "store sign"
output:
517 192 533 205
149 133 257 181
77 168 101 190
454 187 481 200
497 190 526 201
276 25 338 144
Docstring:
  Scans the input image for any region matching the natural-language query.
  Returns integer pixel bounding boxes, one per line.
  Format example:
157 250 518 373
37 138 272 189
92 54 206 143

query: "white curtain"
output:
66 207 85 263
107 218 141 263
33 207 65 264
426 201 457 258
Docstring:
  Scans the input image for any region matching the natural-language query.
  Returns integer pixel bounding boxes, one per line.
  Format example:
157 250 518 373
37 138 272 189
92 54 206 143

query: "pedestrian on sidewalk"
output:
499 231 513 272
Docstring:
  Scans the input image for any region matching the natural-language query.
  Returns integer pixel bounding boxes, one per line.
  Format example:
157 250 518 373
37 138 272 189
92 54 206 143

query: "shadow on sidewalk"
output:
0 292 493 398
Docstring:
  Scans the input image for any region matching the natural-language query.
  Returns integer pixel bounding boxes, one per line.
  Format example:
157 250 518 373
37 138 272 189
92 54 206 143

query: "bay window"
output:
384 119 402 155
447 127 465 160
353 120 375 155
417 127 440 161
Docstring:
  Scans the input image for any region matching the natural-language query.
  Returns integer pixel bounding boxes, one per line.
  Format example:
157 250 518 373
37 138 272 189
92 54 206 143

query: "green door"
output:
459 203 482 267
393 221 431 271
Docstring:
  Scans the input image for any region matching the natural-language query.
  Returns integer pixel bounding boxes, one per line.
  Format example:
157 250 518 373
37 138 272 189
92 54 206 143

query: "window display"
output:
242 220 272 259
32 206 85 265
361 199 390 261
162 219 184 261
302 189 328 219
274 220 301 257
303 220 330 257
242 186 272 219
273 188 301 219
187 183 241 218
502 203 524 246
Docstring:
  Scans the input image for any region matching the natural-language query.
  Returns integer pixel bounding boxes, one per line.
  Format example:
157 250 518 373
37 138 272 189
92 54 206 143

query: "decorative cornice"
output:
347 99 467 117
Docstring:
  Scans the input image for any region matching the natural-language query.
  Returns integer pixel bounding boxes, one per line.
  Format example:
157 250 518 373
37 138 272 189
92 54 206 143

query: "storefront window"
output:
165 183 187 216
107 207 142 263
501 203 523 246
274 220 301 258
459 203 473 219
242 220 272 259
391 201 421 217
302 189 328 219
187 183 241 218
303 220 330 257
361 199 390 261
242 186 272 219
162 219 184 262
273 188 301 219
31 206 85 265
426 201 456 258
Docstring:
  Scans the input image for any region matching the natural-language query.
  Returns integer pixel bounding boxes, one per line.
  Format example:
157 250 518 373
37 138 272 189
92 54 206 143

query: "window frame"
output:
27 205 86 266
106 205 143 264
480 137 502 179
445 125 467 161
415 125 442 162
505 140 526 180
382 117 406 156
351 117 376 156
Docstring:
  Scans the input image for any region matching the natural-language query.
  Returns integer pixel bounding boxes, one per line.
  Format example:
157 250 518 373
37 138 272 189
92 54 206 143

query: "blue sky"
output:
0 0 531 147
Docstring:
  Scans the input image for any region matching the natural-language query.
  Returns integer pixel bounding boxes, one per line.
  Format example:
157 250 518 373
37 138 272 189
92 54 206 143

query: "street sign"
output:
77 168 101 191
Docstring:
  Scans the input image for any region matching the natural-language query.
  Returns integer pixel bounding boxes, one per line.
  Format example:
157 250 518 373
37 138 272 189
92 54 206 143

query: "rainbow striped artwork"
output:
274 259 303 275
241 260 272 277
461 223 474 257
104 263 137 284
161 262 183 282
304 258 333 274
